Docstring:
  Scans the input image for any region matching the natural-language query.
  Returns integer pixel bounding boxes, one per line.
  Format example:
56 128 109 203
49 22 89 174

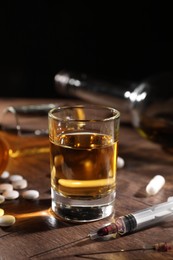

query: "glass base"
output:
51 188 116 223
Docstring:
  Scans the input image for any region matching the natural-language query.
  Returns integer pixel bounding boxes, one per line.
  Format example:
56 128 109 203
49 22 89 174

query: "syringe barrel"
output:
90 198 173 240
133 209 155 229
133 200 173 230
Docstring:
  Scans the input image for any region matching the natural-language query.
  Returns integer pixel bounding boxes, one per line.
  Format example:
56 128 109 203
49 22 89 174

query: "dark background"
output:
1 1 173 98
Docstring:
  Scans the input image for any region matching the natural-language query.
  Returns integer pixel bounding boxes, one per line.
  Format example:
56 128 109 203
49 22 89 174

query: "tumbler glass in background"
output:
48 105 120 222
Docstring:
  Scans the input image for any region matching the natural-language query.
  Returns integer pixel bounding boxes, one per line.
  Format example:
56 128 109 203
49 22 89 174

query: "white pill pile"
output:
0 171 40 227
146 175 165 196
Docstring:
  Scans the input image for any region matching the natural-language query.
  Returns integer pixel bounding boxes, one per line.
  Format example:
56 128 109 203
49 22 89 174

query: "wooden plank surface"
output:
0 98 173 260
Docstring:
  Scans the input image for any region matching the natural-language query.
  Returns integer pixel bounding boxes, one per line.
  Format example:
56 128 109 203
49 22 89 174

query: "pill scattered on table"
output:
117 156 125 168
9 174 23 182
22 190 39 200
12 179 28 190
0 171 10 179
0 195 5 204
3 190 20 200
0 208 4 216
0 171 41 228
0 183 13 193
146 175 165 196
0 215 16 226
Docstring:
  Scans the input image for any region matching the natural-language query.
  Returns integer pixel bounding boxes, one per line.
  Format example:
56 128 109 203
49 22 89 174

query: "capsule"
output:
146 175 165 196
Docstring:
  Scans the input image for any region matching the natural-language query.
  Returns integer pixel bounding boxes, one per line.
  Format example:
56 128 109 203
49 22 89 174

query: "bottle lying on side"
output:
54 70 173 153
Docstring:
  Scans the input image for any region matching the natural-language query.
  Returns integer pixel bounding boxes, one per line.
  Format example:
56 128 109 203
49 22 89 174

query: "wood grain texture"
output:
0 98 173 260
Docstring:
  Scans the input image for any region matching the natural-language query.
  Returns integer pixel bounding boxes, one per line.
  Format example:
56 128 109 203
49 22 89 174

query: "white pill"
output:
167 196 173 202
0 208 4 216
3 190 19 200
117 156 125 168
146 175 165 196
0 183 13 193
22 190 39 200
0 215 16 226
12 179 28 190
0 171 10 179
9 174 23 182
0 195 5 204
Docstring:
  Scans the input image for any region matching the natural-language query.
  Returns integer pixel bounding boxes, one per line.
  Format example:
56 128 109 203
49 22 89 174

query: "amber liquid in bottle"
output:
130 81 173 153
0 137 9 174
134 112 173 153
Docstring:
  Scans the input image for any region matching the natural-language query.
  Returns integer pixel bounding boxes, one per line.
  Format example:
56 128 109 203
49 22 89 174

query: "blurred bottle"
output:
0 137 9 174
54 70 173 153
0 104 55 174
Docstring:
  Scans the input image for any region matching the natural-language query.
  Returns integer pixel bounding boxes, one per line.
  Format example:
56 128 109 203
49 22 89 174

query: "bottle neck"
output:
54 70 134 100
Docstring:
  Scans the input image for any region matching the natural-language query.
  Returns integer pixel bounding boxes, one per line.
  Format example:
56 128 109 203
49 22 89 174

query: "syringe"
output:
29 197 173 257
89 196 173 240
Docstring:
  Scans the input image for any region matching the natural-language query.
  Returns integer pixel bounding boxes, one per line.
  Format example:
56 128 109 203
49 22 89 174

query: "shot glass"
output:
48 105 120 222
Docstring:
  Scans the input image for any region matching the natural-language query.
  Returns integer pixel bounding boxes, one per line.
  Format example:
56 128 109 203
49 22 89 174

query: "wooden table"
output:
0 98 173 260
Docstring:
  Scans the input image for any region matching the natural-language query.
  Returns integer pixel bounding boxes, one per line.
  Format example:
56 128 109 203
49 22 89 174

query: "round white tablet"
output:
22 190 39 200
0 195 5 204
0 215 16 226
0 171 10 179
0 208 4 216
3 190 19 200
117 156 125 168
9 174 23 182
12 179 28 189
0 183 13 193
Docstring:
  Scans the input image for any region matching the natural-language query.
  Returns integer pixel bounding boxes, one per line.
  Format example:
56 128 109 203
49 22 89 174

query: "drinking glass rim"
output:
48 105 120 122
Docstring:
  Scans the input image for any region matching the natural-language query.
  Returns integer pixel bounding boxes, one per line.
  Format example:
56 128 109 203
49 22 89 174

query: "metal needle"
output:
29 236 89 259
75 242 172 258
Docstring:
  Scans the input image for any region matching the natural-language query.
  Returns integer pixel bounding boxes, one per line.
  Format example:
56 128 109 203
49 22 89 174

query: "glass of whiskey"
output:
48 105 120 222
